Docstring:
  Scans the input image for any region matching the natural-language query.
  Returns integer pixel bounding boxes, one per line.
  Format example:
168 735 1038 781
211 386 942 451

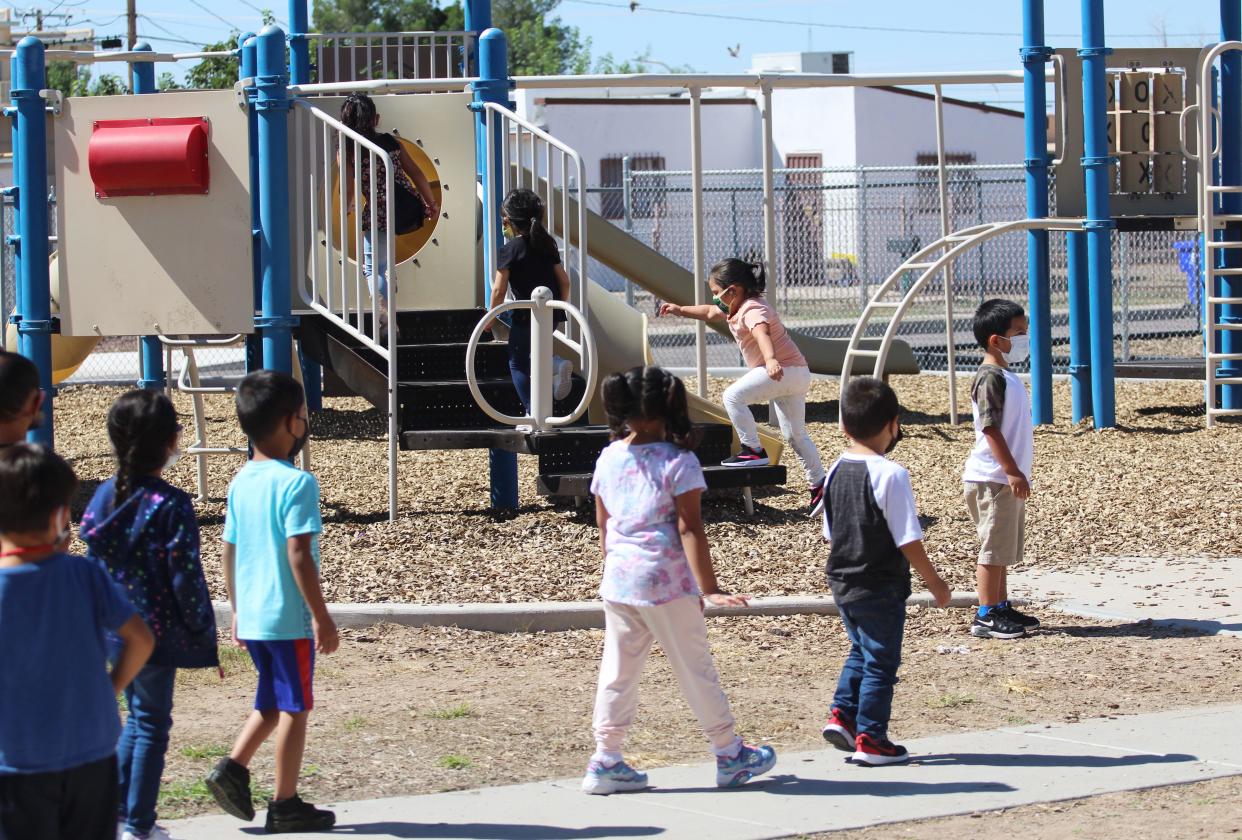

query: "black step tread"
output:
401 429 533 453
537 464 787 497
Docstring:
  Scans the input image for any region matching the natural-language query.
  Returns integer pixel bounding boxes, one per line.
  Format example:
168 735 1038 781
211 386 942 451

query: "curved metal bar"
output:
466 300 534 427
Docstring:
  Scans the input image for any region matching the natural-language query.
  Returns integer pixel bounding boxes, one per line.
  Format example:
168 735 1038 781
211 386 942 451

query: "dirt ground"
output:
819 774 1242 839
52 375 1242 605
154 612 1242 821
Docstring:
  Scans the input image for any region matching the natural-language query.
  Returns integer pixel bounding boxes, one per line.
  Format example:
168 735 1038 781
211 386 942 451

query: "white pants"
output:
592 597 737 754
722 365 826 486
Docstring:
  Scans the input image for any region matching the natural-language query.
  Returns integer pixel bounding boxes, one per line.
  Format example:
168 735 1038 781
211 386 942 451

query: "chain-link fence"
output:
587 163 1203 373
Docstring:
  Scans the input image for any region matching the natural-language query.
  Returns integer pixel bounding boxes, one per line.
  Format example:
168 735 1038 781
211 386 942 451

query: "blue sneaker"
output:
581 758 650 795
715 742 777 788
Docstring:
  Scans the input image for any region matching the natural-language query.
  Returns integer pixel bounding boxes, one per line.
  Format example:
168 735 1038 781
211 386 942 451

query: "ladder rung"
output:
848 349 881 358
1210 267 1242 276
1206 240 1242 248
1208 352 1242 361
1211 377 1242 386
866 300 902 309
1206 296 1242 305
1207 407 1242 416
1207 184 1242 193
1210 323 1242 330
1212 214 1242 222
902 262 938 269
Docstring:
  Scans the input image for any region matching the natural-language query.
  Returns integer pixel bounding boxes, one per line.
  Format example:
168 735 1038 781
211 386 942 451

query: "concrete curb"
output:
212 592 981 634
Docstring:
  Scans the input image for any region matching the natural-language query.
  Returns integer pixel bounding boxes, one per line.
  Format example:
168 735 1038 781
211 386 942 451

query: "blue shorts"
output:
244 639 315 713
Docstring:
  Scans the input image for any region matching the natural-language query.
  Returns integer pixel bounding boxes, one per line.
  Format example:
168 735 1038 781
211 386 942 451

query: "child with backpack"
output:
0 444 154 839
583 365 776 794
80 390 219 840
339 92 439 342
659 258 827 515
487 187 575 412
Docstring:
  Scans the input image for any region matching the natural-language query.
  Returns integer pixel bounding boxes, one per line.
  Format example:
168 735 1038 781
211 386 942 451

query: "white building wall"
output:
768 87 858 167
852 87 1024 166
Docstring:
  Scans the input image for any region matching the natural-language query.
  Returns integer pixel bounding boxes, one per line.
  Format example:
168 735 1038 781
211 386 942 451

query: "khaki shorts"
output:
963 481 1026 567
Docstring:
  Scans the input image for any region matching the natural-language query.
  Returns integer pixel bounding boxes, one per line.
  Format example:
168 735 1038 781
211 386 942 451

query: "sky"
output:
31 0 1228 104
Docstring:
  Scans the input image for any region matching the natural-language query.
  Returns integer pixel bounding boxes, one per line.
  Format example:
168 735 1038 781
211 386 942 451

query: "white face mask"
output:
1002 334 1030 365
165 449 181 470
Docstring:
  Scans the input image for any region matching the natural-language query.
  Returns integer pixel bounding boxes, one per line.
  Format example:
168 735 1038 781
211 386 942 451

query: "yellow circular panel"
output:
3 253 99 385
331 135 442 265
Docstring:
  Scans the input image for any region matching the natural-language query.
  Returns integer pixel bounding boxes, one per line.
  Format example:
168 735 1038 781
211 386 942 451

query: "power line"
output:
234 0 285 28
183 0 239 32
562 0 1207 40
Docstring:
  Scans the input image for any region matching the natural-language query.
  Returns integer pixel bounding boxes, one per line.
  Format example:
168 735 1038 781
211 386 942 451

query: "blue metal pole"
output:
240 33 264 377
1021 0 1053 425
1080 0 1116 428
11 38 52 445
255 26 294 374
1066 230 1092 422
473 23 518 510
130 42 167 392
1219 1 1242 409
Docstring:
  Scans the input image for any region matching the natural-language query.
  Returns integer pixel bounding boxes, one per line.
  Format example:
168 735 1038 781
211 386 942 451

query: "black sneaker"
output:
971 610 1027 640
721 445 769 467
265 794 336 834
808 480 826 517
1000 604 1041 629
205 757 255 821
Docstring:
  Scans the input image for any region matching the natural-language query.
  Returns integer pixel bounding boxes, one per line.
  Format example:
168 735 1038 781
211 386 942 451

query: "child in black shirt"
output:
821 377 950 766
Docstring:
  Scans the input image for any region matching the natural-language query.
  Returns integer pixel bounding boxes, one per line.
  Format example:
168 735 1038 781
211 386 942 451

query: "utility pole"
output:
126 0 136 89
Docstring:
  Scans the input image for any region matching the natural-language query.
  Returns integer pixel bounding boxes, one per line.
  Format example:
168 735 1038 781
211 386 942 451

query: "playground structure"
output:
6 0 1242 519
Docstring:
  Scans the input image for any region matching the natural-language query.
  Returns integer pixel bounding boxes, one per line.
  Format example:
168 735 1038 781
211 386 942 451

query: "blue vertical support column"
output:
1066 230 1092 422
472 21 518 510
132 42 167 392
1218 1 1242 409
1021 0 1054 425
287 0 321 409
1080 0 1116 428
240 33 263 376
255 26 294 374
11 38 52 445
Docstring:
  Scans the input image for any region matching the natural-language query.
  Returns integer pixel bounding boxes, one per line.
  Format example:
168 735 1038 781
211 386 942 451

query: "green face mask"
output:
712 296 729 314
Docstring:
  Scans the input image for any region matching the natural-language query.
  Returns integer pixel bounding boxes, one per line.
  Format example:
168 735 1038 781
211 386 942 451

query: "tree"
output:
88 74 128 96
157 72 184 92
311 0 461 34
46 61 92 98
185 9 275 90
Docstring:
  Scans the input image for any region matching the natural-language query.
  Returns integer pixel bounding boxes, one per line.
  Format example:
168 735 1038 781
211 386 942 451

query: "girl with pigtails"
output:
660 258 827 516
582 365 776 795
338 93 439 341
81 390 217 840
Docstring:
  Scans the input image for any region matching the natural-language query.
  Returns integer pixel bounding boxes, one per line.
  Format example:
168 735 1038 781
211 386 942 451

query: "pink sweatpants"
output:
592 596 738 753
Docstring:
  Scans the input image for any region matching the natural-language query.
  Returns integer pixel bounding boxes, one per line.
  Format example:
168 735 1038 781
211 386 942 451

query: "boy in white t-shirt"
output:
962 299 1040 640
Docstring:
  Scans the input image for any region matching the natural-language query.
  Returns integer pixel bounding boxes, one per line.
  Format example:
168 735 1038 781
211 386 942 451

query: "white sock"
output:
714 736 743 758
592 750 624 766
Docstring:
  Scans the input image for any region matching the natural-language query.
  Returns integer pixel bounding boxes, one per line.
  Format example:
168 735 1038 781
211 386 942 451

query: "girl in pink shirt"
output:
660 258 827 515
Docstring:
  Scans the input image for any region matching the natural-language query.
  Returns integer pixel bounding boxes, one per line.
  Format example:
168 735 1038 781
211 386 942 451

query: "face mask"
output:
1002 334 1030 365
884 425 903 454
164 448 182 470
287 416 309 462
502 221 514 238
712 295 730 314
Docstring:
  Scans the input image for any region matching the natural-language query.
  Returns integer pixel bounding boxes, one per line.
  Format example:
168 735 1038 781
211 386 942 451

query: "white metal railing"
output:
291 98 399 519
309 31 476 85
465 287 597 431
482 101 590 371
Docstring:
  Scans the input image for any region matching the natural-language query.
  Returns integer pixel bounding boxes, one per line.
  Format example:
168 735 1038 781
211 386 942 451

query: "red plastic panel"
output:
88 117 210 198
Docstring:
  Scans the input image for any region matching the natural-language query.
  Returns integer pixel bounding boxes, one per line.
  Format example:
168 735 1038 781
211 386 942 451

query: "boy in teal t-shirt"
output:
205 371 338 834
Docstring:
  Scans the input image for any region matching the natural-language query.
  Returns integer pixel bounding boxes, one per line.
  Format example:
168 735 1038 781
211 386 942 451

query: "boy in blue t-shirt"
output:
0 444 154 840
205 371 338 834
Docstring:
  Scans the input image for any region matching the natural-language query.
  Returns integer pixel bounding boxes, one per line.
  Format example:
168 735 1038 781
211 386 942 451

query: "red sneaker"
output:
821 707 856 752
852 732 910 766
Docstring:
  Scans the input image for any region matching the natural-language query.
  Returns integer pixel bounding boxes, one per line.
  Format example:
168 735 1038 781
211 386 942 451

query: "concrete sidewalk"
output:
168 703 1242 839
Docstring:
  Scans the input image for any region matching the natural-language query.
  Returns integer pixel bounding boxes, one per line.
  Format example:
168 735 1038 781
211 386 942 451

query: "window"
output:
832 53 851 75
600 153 666 220
914 151 979 216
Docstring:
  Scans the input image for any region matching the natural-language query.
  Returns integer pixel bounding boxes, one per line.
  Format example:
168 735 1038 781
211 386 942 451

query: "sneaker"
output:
721 446 769 468
264 795 336 834
553 357 574 401
808 480 826 517
821 707 856 752
852 733 910 767
715 742 777 788
1000 604 1041 629
970 610 1027 640
581 758 650 795
205 757 255 822
122 827 174 840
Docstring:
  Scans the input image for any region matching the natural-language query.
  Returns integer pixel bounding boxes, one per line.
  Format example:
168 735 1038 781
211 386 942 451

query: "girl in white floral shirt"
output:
582 365 777 795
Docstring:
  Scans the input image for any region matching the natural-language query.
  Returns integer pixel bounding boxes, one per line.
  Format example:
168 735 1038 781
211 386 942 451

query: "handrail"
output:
1050 52 1069 168
481 101 590 369
512 69 1044 90
1180 102 1222 162
465 288 597 432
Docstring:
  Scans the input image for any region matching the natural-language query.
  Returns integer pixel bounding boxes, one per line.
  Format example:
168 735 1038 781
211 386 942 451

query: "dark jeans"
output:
117 664 177 835
0 755 118 840
507 316 532 414
831 594 906 740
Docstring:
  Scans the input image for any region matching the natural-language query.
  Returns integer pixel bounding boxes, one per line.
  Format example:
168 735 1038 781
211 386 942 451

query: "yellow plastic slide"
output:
3 254 99 384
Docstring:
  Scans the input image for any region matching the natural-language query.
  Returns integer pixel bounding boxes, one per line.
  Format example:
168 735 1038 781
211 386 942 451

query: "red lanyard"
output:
0 543 56 558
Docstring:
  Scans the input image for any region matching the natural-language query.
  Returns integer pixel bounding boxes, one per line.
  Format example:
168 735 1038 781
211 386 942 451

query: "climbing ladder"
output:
1199 42 1242 427
838 217 1086 421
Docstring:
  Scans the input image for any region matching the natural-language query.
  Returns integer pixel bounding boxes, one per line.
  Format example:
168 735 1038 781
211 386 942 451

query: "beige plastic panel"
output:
292 92 479 314
1152 73 1184 113
55 91 253 337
